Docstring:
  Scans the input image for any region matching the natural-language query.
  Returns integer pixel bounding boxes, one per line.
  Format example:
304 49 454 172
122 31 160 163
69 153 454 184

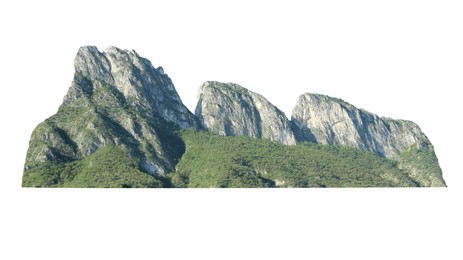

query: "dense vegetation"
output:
171 130 418 188
23 146 164 188
23 129 427 188
398 144 445 187
22 47 443 187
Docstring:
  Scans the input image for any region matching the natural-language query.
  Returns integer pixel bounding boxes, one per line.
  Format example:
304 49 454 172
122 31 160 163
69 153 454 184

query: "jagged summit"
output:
68 46 197 129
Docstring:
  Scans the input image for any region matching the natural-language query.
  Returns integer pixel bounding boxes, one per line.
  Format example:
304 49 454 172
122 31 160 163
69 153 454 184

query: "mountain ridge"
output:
22 46 446 187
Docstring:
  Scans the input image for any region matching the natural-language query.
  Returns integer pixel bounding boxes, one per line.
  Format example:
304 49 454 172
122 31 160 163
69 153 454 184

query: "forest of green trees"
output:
171 130 418 188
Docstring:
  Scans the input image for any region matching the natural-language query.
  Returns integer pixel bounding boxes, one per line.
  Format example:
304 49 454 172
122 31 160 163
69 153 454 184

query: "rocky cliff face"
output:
24 46 196 181
195 81 297 145
68 46 198 129
291 93 446 186
292 93 426 158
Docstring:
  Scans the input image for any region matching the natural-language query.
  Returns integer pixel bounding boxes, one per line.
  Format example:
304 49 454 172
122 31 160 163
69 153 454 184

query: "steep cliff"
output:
68 46 198 128
291 93 446 187
195 81 297 145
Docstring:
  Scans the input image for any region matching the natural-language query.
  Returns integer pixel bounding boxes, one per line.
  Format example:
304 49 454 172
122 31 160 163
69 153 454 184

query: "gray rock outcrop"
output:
195 81 297 145
68 46 198 129
291 93 427 158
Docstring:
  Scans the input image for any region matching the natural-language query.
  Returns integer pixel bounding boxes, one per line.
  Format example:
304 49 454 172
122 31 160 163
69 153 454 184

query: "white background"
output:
1 0 462 259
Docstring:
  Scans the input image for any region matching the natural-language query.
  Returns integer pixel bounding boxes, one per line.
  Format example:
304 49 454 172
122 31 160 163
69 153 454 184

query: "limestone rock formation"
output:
292 94 419 158
195 81 297 145
69 46 198 129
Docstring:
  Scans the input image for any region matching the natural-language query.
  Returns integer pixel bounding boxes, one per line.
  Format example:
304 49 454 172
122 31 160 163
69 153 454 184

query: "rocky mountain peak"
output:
67 46 197 129
196 81 297 145
25 46 198 180
73 46 112 83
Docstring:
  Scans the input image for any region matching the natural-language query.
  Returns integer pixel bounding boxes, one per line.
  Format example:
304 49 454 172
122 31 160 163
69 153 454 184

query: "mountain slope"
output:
171 130 418 188
291 93 446 186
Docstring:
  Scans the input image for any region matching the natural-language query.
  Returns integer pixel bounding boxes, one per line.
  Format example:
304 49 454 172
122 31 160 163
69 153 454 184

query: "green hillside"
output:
23 145 165 188
172 130 418 188
23 129 423 188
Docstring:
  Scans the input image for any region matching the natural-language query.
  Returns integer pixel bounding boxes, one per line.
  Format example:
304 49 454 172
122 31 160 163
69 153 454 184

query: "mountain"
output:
195 81 297 145
23 46 197 187
291 93 446 187
22 46 446 187
195 84 445 187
